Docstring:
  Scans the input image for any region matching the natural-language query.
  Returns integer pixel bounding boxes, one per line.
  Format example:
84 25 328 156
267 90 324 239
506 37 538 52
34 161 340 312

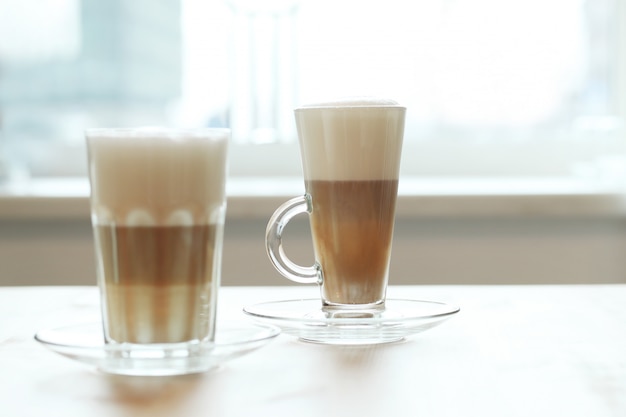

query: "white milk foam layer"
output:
299 97 400 108
295 98 405 181
87 128 229 226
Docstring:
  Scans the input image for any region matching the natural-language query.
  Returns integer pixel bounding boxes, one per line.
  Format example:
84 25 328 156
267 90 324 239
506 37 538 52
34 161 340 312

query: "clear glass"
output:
35 321 280 376
244 298 459 345
86 127 229 347
266 102 406 309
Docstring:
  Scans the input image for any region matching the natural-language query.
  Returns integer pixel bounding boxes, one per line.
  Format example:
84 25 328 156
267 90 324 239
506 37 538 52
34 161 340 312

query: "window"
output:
0 0 623 180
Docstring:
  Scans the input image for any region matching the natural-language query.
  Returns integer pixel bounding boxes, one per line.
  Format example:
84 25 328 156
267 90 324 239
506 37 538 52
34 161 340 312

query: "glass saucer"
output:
35 322 280 376
243 298 460 345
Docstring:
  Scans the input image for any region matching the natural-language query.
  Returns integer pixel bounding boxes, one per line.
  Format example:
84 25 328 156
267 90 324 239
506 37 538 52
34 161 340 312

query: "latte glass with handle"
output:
266 98 406 310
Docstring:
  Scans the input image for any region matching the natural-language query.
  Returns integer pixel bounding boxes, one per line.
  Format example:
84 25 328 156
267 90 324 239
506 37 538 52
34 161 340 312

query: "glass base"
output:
321 299 385 313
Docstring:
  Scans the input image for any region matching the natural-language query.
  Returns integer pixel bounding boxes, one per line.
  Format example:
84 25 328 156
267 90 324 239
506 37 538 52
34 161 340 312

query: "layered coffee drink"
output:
306 179 398 305
87 128 228 344
295 98 405 307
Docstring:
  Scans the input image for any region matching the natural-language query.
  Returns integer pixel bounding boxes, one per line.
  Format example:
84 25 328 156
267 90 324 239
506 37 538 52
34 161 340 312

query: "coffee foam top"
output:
297 97 401 109
87 128 229 226
295 100 405 181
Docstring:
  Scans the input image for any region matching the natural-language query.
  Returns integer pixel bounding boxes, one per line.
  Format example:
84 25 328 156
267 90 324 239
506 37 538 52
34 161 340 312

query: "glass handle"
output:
265 195 321 284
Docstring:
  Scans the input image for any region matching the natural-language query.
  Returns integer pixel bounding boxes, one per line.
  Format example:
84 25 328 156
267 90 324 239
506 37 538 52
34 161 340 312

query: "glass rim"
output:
294 97 405 111
85 126 230 139
294 104 406 112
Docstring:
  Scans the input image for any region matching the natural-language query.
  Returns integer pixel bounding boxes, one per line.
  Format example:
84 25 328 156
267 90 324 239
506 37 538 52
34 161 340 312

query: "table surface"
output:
2 284 625 417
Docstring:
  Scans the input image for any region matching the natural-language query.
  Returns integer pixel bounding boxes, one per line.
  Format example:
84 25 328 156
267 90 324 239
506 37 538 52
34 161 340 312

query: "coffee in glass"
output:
266 98 405 309
86 127 229 345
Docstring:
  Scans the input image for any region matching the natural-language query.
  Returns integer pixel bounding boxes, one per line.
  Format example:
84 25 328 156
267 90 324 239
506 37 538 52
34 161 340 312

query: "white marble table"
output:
1 284 625 417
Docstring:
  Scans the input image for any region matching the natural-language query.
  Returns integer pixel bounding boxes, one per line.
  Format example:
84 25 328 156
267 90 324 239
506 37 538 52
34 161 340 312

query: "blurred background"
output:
1 0 626 286
1 0 624 179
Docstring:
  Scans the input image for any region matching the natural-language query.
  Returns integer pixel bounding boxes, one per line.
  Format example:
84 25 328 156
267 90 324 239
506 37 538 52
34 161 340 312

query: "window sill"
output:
0 176 625 221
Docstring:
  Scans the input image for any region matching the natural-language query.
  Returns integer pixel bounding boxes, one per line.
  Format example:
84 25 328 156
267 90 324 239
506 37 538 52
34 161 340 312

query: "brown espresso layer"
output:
306 179 398 305
94 224 219 343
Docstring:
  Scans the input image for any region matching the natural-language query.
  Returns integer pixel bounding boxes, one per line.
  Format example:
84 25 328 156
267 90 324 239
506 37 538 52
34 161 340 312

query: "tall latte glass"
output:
86 128 229 346
266 99 405 310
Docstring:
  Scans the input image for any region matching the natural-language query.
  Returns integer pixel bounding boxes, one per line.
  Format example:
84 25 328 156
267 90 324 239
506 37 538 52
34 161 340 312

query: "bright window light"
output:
0 0 623 180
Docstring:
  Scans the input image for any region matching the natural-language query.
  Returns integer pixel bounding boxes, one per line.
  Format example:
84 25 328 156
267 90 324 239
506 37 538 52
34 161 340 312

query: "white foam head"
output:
86 127 229 226
294 98 405 181
298 97 400 108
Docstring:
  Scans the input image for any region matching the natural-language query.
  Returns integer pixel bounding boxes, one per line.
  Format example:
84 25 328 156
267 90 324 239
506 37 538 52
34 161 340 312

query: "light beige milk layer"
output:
294 99 405 181
87 128 229 227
